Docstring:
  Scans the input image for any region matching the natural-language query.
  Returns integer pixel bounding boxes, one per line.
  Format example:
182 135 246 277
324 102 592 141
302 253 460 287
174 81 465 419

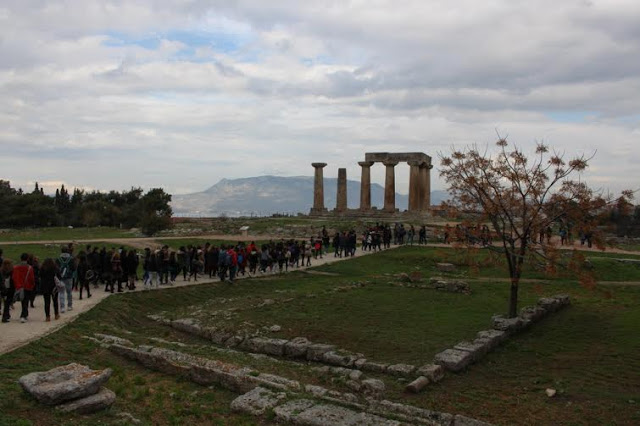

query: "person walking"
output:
13 253 35 323
39 258 60 321
56 247 75 313
1 259 15 323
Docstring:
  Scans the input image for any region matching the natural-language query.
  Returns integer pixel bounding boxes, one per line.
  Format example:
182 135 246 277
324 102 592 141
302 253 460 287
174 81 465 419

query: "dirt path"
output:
0 244 394 356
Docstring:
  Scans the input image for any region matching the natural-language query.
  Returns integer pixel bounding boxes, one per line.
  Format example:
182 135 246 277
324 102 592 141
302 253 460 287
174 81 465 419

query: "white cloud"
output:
0 0 638 199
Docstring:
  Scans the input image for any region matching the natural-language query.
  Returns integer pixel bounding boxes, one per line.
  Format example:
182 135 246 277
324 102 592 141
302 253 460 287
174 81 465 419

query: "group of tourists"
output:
361 223 430 251
0 246 83 324
1 222 442 325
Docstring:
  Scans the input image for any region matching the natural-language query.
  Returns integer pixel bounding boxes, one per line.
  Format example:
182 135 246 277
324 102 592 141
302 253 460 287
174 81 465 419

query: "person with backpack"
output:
56 246 76 313
218 245 228 281
227 246 238 282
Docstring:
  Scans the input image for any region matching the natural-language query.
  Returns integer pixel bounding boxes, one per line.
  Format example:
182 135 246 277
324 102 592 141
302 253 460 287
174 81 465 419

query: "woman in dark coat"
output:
1 259 14 322
39 258 60 321
76 251 91 299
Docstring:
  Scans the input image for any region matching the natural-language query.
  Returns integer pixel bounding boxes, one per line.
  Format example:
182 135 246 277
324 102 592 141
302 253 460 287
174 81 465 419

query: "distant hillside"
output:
171 175 448 217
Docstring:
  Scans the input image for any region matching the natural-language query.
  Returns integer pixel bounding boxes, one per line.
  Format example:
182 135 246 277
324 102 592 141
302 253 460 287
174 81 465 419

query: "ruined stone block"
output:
386 363 417 376
306 343 336 362
416 364 445 383
230 386 286 416
434 349 474 372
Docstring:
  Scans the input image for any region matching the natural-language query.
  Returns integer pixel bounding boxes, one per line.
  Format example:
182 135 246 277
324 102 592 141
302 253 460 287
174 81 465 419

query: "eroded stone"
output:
19 363 113 406
56 387 115 414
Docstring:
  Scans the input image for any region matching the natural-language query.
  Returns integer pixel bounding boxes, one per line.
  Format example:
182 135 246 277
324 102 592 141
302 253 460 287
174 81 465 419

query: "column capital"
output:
382 160 399 167
311 162 327 168
408 160 421 167
358 161 375 167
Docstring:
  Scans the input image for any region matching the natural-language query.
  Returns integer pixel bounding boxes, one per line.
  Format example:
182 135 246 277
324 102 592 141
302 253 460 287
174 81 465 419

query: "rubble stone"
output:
18 363 113 406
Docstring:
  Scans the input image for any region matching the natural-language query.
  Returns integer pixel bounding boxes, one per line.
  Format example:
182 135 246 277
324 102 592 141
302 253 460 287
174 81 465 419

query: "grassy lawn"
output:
0 227 137 242
1 246 639 425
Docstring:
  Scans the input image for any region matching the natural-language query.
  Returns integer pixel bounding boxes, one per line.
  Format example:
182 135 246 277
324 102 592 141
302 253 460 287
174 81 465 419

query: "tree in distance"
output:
439 136 633 318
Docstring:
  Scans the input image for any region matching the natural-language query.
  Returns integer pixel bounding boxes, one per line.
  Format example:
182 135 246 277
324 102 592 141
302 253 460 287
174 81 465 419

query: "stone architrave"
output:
358 161 374 211
311 163 327 213
383 161 399 212
335 168 347 212
408 161 422 212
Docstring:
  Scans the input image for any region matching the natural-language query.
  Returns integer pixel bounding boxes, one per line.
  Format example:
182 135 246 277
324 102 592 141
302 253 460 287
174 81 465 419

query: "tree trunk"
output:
508 279 518 318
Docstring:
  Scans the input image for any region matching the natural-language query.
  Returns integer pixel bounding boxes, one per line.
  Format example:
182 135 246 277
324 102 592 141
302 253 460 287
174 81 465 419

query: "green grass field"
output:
0 227 138 242
1 244 640 425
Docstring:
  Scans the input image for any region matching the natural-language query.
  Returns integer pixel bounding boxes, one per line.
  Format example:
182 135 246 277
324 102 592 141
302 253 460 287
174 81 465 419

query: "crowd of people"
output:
0 227 385 324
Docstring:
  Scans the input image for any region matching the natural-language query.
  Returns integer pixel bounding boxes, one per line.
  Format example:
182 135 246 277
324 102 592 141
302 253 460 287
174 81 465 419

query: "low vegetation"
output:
1 246 639 425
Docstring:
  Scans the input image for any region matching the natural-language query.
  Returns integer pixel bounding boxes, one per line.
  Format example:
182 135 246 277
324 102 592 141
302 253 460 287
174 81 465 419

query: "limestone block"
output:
256 373 301 391
223 335 245 348
453 340 490 361
519 305 547 323
476 329 507 346
405 376 430 393
434 349 474 372
93 334 133 347
56 387 115 414
322 351 358 368
210 331 234 345
273 399 316 423
369 400 455 425
19 363 113 405
416 364 445 383
552 294 571 306
304 384 328 397
354 358 368 369
294 403 401 426
537 297 561 312
360 361 388 373
306 343 336 362
284 337 311 359
230 386 287 416
171 318 206 338
386 363 417 376
242 337 288 356
492 315 524 334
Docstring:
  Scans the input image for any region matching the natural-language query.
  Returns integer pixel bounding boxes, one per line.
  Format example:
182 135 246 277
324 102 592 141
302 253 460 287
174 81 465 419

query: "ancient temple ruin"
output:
310 152 432 216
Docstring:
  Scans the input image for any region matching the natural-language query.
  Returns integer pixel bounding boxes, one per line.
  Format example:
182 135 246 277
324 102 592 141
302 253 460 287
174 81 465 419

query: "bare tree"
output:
439 137 631 318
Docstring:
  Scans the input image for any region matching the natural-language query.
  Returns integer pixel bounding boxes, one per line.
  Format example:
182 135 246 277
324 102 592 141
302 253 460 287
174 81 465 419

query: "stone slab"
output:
230 386 286 416
19 363 113 405
306 344 336 362
434 349 474 372
416 364 445 383
56 387 115 414
386 363 417 376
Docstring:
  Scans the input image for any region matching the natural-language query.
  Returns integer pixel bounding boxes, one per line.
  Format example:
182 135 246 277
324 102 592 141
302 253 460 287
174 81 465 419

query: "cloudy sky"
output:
1 0 639 197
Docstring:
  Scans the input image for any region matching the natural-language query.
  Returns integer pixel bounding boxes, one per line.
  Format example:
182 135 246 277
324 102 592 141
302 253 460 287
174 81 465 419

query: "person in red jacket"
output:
227 247 238 282
13 253 35 323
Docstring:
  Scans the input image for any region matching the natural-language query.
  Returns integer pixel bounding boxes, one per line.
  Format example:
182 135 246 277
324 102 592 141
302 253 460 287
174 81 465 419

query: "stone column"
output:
358 161 374 211
311 162 327 213
383 161 399 212
336 168 347 212
419 163 432 210
408 161 421 212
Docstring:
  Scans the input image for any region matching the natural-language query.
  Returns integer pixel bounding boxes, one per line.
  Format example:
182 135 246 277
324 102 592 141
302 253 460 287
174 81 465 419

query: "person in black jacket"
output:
39 258 60 321
76 251 91 299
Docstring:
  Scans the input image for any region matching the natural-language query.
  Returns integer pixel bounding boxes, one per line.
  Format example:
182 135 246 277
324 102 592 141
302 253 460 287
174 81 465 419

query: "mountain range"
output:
171 175 449 217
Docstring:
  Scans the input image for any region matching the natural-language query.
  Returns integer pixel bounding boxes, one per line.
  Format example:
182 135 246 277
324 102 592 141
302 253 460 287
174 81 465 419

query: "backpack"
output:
59 257 74 279
223 252 232 267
